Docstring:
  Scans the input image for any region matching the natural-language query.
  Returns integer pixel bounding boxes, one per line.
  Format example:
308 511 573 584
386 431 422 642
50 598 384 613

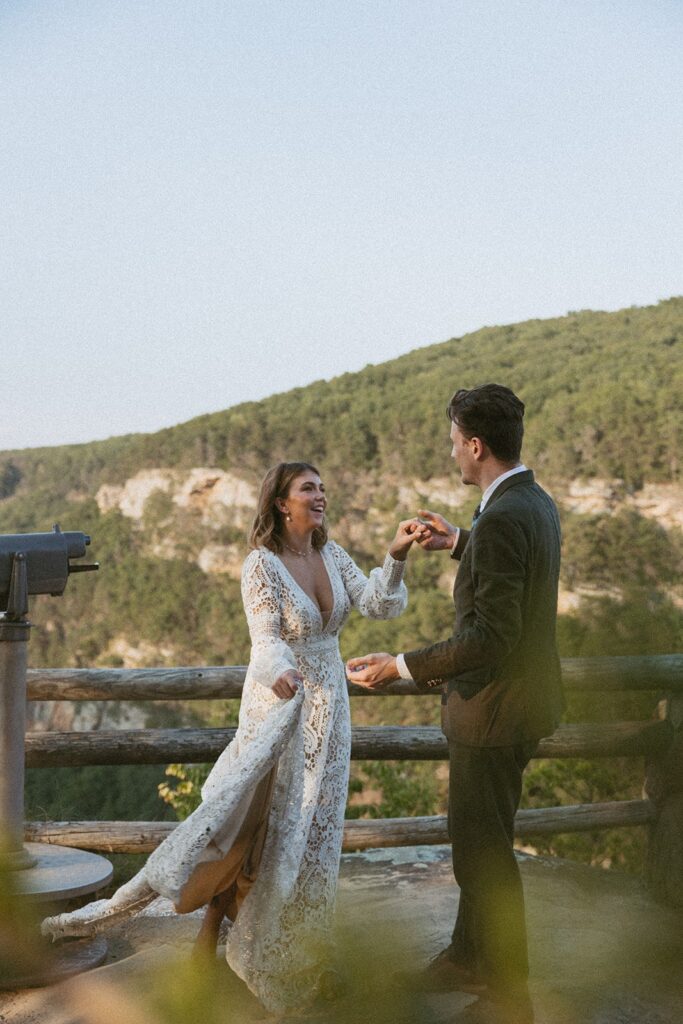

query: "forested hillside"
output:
2 297 682 499
3 297 682 873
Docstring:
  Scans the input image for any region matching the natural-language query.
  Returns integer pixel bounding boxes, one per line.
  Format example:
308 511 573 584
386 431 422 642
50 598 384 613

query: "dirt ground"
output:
1 846 681 1024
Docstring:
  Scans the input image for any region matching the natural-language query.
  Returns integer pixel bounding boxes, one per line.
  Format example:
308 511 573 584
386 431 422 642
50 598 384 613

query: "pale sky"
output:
2 0 681 451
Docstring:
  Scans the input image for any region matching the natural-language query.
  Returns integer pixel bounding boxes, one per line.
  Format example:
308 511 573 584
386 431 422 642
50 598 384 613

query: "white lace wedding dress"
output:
42 541 407 1013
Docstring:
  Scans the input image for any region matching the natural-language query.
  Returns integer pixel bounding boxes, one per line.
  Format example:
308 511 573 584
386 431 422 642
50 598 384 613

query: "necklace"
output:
283 542 314 558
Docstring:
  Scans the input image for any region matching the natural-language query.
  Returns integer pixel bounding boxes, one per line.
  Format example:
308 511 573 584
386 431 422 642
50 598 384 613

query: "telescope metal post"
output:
0 552 36 869
0 621 35 869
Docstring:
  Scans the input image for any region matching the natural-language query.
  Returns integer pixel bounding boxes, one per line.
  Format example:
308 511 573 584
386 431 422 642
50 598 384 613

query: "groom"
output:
347 383 563 1024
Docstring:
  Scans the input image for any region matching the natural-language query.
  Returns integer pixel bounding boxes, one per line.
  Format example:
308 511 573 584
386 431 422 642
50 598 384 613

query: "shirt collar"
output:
479 464 528 511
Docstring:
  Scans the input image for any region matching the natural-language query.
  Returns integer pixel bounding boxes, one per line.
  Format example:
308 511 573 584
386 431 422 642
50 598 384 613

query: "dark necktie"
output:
471 504 482 528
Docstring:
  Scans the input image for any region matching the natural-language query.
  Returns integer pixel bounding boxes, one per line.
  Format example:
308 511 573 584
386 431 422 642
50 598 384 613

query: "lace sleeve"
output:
242 549 298 688
329 541 408 620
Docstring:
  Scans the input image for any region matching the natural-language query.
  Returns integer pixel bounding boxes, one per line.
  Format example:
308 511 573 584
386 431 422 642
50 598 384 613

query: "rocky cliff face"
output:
96 467 257 580
94 465 682 547
87 466 683 612
96 467 257 525
563 478 683 531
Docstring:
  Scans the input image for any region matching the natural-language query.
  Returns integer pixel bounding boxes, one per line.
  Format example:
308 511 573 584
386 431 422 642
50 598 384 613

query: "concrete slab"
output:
1 848 681 1024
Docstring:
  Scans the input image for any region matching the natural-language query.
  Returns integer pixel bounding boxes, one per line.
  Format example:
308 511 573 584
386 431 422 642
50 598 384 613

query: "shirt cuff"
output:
395 653 414 680
449 527 461 559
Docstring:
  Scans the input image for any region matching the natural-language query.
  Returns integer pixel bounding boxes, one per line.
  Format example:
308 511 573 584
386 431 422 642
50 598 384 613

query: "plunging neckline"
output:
273 546 336 631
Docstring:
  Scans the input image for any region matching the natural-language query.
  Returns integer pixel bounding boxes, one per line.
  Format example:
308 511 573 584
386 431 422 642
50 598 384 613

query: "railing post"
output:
645 694 683 907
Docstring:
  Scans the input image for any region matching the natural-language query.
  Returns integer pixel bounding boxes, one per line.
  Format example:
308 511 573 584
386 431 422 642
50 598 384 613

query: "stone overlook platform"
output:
2 846 681 1024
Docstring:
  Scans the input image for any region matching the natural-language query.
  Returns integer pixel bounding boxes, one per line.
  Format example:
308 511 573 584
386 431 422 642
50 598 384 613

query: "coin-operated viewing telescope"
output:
0 525 99 867
0 525 98 619
0 526 111 986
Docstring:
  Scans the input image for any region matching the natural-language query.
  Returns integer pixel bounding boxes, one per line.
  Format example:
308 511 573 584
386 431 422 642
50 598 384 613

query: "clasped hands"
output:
347 508 457 689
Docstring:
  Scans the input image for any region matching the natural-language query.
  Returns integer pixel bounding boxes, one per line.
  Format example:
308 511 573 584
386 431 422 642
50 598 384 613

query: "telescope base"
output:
1 843 113 990
3 845 38 871
16 842 113 902
0 935 108 990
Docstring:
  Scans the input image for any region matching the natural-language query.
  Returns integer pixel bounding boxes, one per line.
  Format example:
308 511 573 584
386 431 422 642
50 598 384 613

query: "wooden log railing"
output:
24 720 674 767
23 654 683 905
24 799 657 855
25 654 683 701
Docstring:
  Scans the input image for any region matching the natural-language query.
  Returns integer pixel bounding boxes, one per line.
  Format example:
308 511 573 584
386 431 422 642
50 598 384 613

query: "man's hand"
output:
272 669 303 699
415 508 458 551
388 518 430 560
346 653 399 689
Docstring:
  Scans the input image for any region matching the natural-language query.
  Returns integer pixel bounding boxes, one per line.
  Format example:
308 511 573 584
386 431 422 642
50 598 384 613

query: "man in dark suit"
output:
347 383 563 1024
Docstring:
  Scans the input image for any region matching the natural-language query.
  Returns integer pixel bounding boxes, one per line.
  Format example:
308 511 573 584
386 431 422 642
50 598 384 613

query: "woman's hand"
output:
388 518 430 561
413 508 459 551
272 669 303 699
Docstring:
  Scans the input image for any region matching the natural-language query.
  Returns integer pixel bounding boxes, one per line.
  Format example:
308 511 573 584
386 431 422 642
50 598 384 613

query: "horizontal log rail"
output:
25 654 683 702
25 719 673 768
23 799 656 855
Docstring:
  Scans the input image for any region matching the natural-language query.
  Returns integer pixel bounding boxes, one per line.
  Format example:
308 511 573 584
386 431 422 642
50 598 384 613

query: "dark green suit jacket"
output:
404 470 564 746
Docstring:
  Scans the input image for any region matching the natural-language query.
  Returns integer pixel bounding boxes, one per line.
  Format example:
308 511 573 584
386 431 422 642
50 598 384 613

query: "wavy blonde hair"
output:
249 462 328 553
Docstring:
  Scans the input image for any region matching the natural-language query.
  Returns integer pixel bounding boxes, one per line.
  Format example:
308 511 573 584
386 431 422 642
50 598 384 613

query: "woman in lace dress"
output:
43 461 423 1013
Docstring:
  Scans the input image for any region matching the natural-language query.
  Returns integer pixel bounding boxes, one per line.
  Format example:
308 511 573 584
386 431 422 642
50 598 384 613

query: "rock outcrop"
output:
95 468 257 526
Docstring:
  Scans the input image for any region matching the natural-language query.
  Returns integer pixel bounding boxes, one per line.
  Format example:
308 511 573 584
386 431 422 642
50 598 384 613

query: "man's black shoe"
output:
455 986 534 1024
396 947 488 994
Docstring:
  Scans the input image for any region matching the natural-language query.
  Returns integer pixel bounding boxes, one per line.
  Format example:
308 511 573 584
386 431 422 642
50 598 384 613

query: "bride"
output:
43 461 425 1014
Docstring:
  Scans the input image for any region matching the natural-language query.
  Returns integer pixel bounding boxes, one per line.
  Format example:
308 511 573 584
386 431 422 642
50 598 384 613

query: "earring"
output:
286 512 292 522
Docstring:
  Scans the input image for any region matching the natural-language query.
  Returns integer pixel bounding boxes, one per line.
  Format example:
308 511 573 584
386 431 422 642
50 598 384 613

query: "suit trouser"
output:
447 739 537 994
